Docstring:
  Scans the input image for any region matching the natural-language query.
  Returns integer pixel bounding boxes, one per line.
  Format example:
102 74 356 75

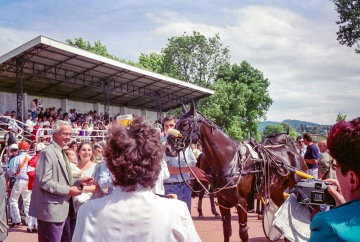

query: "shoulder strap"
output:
15 156 30 178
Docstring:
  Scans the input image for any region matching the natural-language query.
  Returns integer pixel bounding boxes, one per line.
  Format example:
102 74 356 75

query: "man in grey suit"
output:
29 120 92 242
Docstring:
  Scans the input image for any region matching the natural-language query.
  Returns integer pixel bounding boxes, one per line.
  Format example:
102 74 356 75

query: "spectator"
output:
318 140 337 180
8 141 32 228
163 115 203 212
309 117 360 241
29 99 38 121
72 142 99 213
303 132 319 178
26 142 46 233
29 120 93 242
296 136 306 158
72 116 201 242
4 127 17 152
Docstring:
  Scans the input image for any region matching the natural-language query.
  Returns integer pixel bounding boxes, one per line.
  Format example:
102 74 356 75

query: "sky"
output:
0 0 359 125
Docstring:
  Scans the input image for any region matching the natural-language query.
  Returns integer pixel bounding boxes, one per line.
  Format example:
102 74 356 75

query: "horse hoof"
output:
198 215 205 219
257 214 263 220
214 213 220 217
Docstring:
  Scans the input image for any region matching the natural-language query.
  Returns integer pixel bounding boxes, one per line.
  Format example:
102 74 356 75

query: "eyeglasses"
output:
298 141 304 143
59 132 72 137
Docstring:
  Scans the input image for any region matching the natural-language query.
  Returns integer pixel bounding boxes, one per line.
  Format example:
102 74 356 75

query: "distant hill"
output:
258 119 321 132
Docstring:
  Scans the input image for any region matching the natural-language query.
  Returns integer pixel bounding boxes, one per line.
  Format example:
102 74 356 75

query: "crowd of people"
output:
1 103 360 241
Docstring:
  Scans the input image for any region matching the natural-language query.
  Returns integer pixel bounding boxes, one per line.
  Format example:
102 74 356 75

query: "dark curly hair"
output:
327 117 360 176
105 116 164 192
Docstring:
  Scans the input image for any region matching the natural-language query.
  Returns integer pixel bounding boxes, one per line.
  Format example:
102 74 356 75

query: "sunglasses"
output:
298 141 304 143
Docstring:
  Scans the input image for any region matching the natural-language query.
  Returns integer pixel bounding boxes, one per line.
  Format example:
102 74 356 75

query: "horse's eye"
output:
180 121 190 131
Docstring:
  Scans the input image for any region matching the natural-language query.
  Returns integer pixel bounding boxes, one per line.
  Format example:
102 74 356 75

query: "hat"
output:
9 144 19 150
36 143 46 152
43 121 50 126
7 126 12 130
18 141 30 150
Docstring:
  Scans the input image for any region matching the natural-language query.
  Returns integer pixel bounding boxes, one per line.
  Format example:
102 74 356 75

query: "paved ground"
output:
5 197 285 242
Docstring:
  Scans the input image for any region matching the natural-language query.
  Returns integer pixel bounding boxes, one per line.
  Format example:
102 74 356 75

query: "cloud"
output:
0 1 359 125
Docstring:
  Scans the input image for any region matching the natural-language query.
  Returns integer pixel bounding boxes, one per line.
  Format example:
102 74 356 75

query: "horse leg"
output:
209 194 220 216
209 187 220 216
237 197 249 242
197 189 205 218
255 198 263 220
220 207 232 242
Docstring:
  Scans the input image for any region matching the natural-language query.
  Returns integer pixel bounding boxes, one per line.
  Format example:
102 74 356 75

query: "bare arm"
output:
304 158 317 165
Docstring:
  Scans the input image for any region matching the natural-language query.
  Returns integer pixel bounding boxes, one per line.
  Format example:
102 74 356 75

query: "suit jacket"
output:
29 142 75 222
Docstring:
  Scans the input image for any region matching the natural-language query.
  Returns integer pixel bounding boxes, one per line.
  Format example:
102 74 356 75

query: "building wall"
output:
0 91 160 124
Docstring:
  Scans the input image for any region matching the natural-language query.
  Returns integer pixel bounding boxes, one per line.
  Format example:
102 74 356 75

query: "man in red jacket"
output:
26 142 46 233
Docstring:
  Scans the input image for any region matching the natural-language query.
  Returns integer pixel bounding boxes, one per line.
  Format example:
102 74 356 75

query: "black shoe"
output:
10 223 20 228
26 228 32 233
32 228 38 233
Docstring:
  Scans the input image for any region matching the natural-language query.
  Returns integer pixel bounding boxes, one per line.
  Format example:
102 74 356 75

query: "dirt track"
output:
5 197 285 242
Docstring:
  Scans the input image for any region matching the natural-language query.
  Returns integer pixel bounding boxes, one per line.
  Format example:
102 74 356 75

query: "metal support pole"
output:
155 91 162 122
103 79 111 124
16 60 24 122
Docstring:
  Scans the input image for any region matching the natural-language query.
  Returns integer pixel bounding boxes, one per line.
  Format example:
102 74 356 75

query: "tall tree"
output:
331 0 360 54
161 31 230 87
201 61 273 141
66 38 129 63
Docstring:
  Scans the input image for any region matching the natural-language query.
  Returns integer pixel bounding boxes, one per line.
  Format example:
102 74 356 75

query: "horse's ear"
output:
181 103 187 113
189 100 196 116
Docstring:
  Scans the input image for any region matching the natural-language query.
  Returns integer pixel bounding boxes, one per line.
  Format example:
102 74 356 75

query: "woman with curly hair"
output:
73 116 201 242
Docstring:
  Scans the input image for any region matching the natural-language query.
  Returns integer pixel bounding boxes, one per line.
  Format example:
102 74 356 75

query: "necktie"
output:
62 149 73 185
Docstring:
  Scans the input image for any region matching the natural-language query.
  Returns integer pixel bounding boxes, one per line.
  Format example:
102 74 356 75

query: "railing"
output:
34 128 108 143
0 115 108 165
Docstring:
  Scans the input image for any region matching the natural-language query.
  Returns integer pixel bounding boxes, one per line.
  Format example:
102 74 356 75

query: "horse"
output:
168 100 307 242
193 153 220 218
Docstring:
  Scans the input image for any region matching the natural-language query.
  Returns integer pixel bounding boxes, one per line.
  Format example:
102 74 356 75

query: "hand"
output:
69 186 82 196
167 193 178 199
324 178 346 206
80 177 94 186
190 166 208 182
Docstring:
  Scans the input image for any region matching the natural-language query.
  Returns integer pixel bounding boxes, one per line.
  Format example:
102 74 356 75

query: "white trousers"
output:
9 179 32 225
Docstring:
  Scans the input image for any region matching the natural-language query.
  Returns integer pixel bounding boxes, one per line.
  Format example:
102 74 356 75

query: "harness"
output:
171 113 293 212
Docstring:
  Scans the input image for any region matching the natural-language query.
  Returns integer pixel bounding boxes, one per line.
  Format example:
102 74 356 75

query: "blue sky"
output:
1 0 359 125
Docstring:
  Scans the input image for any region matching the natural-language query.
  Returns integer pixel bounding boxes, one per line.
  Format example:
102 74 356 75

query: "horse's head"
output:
167 100 202 153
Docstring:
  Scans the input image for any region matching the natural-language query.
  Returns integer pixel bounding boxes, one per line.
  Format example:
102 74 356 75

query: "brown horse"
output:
168 101 307 242
193 153 220 218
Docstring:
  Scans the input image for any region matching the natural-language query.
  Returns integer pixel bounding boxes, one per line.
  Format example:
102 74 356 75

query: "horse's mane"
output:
195 111 222 130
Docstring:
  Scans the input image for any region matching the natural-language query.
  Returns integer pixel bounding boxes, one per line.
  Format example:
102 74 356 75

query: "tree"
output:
336 113 347 122
161 31 230 87
66 38 130 63
200 61 273 141
262 122 299 140
331 0 360 54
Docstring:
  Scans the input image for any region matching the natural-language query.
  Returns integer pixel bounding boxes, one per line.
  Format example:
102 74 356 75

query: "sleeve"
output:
309 213 337 242
9 157 20 176
98 163 114 190
185 148 197 166
37 150 70 196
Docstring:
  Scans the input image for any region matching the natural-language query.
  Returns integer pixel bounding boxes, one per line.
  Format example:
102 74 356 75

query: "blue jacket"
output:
309 199 360 242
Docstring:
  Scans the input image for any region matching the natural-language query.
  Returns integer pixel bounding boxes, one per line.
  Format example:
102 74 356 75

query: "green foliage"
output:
66 38 130 63
200 61 273 141
331 0 360 54
262 122 299 140
336 113 347 122
161 31 230 87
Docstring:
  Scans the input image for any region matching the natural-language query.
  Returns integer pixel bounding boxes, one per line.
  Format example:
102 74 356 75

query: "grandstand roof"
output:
0 36 213 111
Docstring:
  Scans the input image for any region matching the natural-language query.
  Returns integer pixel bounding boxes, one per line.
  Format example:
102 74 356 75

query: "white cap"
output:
36 143 46 152
9 144 19 150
